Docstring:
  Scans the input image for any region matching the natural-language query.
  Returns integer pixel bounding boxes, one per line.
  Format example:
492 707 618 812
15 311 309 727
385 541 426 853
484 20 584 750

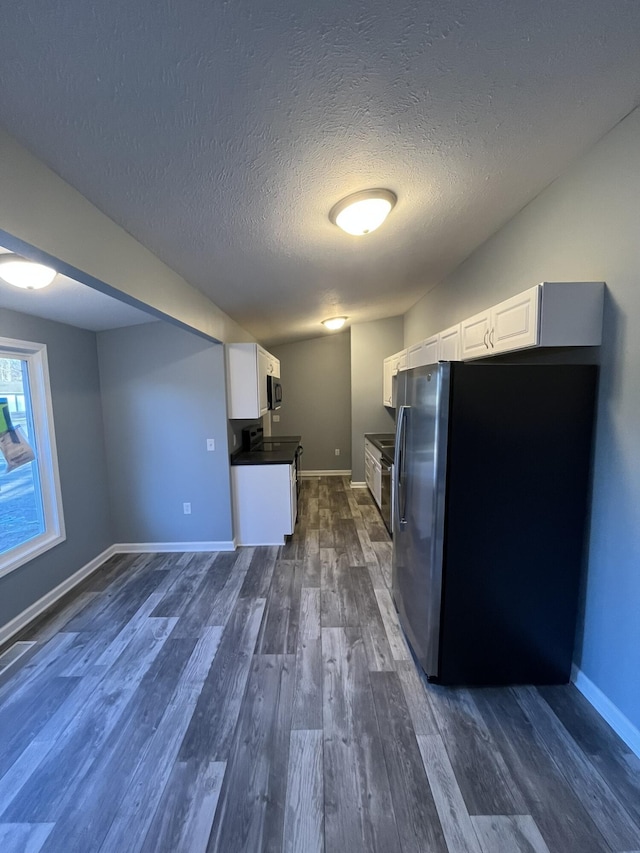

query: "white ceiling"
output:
1 1 639 344
0 248 156 332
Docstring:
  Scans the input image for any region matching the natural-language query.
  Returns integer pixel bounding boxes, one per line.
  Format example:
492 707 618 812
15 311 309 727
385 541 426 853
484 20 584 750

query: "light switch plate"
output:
207 439 215 451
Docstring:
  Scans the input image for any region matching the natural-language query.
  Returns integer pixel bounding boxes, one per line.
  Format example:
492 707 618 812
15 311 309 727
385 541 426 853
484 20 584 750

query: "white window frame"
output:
0 336 65 578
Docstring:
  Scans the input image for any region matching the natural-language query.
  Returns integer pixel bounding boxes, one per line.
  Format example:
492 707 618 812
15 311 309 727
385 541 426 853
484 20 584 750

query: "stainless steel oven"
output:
381 456 393 535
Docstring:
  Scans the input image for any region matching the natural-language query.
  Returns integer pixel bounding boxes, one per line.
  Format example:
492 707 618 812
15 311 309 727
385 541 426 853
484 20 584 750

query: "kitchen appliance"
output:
267 375 282 410
239 425 303 505
380 454 393 535
392 362 597 685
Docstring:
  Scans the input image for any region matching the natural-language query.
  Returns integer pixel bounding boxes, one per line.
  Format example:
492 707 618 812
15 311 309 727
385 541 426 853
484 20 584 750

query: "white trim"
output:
0 538 238 647
300 469 352 478
350 481 367 489
112 540 236 554
0 337 66 578
0 545 117 647
571 665 640 758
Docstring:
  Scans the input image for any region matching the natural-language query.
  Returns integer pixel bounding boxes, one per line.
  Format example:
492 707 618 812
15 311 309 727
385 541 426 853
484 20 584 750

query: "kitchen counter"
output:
231 434 302 466
365 432 395 464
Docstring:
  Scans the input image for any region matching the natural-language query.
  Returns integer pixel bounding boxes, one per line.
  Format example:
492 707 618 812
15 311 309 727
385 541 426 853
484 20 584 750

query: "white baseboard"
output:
113 541 236 554
300 469 352 478
0 539 237 648
571 665 640 757
350 481 367 489
0 544 118 647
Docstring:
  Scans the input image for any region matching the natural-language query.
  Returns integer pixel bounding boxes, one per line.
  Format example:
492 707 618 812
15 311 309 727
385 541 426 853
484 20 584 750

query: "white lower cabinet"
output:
231 463 296 545
364 439 382 508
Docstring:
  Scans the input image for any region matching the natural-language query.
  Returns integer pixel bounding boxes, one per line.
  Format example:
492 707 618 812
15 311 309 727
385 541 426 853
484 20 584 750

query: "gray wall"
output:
0 129 253 344
405 106 640 734
350 318 403 483
0 307 112 629
270 332 352 472
97 322 233 544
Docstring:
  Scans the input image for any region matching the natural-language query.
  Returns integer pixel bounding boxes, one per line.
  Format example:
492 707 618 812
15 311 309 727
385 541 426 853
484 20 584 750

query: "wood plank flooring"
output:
0 475 639 852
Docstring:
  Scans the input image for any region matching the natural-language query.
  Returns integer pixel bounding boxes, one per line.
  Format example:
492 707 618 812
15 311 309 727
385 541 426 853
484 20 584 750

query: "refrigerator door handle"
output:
394 404 410 529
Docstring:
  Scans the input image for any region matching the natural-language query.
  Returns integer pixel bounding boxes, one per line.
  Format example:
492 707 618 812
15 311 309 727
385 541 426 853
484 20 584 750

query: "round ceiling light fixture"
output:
329 188 397 236
322 316 347 331
0 253 57 290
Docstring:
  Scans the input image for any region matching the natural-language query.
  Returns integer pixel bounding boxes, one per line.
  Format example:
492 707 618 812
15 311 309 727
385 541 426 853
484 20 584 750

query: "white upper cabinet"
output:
383 282 603 404
226 342 280 418
460 282 604 360
383 356 394 407
408 335 438 368
460 285 539 357
437 324 461 361
265 351 280 378
382 349 407 406
392 349 407 373
460 310 492 360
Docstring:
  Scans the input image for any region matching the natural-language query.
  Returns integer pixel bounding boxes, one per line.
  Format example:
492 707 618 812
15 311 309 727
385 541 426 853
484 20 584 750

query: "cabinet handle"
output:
483 330 489 349
489 328 495 348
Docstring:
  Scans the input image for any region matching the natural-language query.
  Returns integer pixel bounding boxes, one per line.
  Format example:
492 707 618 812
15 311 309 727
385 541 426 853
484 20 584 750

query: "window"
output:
0 336 65 577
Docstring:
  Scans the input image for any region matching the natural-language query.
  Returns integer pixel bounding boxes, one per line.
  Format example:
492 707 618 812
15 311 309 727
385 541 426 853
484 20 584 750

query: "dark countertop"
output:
365 433 395 450
365 432 395 465
231 435 302 466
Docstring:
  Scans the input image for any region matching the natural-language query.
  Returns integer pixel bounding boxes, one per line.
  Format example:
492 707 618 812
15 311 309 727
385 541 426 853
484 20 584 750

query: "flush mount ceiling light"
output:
322 316 347 331
0 254 57 290
329 188 397 236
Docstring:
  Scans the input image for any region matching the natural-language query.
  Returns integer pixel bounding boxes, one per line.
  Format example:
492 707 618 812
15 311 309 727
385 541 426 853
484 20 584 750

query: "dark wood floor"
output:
1 476 639 852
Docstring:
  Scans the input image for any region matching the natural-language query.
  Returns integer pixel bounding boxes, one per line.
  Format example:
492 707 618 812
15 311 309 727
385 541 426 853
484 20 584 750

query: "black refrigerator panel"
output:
392 362 597 686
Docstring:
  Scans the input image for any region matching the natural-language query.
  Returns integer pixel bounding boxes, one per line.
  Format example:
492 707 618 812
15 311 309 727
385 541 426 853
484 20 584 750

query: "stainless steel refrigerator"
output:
392 362 597 685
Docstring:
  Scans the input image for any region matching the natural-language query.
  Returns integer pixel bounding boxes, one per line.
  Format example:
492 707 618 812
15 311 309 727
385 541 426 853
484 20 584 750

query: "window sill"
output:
0 528 66 580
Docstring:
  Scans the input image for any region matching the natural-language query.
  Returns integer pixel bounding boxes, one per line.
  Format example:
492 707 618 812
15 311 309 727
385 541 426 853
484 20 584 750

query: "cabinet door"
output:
460 311 491 360
491 285 540 354
267 354 280 378
372 458 382 507
397 349 408 371
257 347 269 415
232 464 292 545
383 357 393 406
408 336 438 368
289 465 297 530
438 324 461 361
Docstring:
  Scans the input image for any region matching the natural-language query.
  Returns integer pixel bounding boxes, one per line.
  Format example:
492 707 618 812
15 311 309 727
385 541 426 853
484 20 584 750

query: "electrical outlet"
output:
335 448 340 456
272 414 280 422
183 502 191 515
206 438 215 451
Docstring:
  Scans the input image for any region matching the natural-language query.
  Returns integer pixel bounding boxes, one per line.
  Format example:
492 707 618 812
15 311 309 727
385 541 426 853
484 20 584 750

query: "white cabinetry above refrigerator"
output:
459 282 604 359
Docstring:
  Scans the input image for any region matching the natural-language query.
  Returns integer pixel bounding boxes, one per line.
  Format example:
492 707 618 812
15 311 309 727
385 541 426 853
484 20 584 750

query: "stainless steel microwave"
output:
267 375 282 410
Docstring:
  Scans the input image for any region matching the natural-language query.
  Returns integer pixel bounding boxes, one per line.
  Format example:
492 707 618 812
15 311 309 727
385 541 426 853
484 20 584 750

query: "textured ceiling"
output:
1 0 639 344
